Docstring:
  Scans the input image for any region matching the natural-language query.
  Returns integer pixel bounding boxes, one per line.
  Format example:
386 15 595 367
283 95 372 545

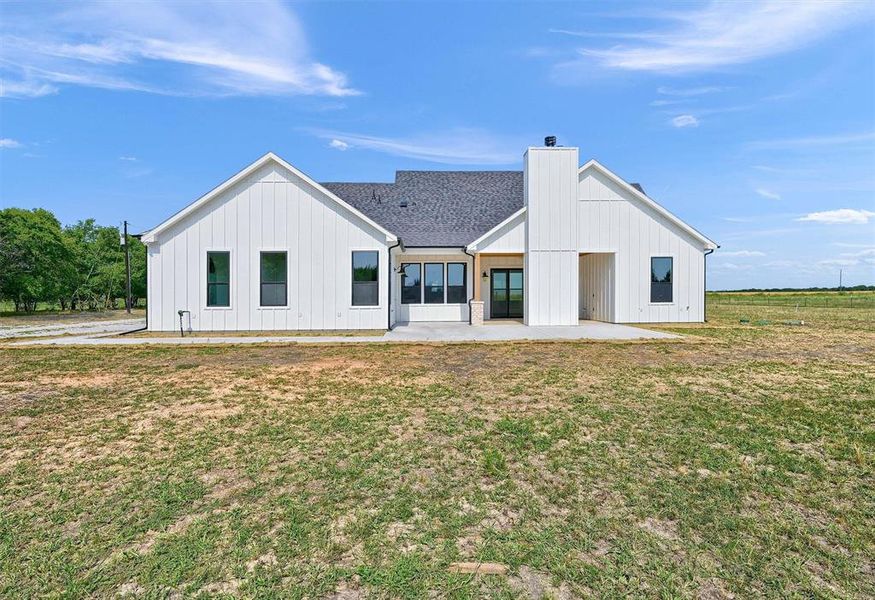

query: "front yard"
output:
0 301 872 598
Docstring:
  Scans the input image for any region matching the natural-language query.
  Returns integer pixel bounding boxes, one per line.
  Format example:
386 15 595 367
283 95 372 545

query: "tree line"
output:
0 207 146 312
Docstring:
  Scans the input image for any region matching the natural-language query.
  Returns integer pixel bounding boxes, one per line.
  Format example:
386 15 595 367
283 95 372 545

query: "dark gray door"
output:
490 269 523 318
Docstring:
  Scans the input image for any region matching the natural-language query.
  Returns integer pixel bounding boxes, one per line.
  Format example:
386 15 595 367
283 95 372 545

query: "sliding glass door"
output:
490 269 523 318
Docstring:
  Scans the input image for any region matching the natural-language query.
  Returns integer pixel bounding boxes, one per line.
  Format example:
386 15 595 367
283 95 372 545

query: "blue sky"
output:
1 0 873 289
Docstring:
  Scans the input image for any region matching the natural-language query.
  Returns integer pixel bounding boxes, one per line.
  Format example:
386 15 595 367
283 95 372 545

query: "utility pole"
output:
123 220 132 314
839 269 843 292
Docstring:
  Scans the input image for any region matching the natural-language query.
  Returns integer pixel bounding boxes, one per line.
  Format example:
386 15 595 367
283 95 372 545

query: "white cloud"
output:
755 188 781 200
798 209 875 225
671 115 699 128
118 155 137 161
328 139 350 151
719 250 766 257
574 1 867 73
0 138 21 148
748 130 875 150
0 1 358 98
307 128 522 165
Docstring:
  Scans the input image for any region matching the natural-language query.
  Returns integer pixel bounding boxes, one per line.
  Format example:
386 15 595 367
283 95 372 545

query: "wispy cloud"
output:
0 1 358 98
670 115 699 128
747 130 875 150
307 128 522 165
657 85 726 97
569 1 867 73
719 250 766 257
798 209 875 225
0 79 58 98
650 99 688 107
755 188 781 201
0 138 21 148
119 155 138 161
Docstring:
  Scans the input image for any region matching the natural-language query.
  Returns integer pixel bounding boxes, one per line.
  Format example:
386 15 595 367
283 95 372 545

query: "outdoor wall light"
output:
482 271 488 278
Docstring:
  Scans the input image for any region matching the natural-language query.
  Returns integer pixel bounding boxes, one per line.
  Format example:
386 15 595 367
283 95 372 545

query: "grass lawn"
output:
0 299 872 598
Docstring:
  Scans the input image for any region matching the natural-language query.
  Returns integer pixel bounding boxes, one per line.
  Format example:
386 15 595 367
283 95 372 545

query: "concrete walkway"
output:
6 320 675 346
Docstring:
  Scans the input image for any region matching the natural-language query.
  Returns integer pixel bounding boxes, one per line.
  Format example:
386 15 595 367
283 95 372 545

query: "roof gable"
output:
579 160 718 250
142 153 397 244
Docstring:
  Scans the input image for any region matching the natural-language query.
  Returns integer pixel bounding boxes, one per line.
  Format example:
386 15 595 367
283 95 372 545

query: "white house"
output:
141 139 718 332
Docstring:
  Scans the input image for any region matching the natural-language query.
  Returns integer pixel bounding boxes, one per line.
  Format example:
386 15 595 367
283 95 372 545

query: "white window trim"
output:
648 254 675 305
350 248 382 310
255 247 291 310
204 247 233 311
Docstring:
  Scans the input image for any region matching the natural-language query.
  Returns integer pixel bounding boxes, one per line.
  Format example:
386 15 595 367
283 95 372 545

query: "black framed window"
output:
650 257 673 303
207 251 230 307
260 252 287 307
424 263 444 304
352 251 379 306
447 263 467 303
401 263 421 304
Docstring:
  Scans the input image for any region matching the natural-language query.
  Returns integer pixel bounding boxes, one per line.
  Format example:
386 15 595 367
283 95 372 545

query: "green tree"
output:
0 208 72 311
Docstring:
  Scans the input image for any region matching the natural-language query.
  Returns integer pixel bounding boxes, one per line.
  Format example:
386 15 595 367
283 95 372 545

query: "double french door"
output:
490 269 523 318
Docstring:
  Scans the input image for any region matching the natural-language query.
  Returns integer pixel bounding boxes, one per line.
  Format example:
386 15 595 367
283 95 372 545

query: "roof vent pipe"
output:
544 135 557 147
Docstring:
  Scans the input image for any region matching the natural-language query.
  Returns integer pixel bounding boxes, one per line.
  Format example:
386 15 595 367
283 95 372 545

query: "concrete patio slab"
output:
5 320 676 346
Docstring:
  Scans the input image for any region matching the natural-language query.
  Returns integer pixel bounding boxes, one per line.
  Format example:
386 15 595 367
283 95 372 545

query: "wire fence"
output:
707 294 875 309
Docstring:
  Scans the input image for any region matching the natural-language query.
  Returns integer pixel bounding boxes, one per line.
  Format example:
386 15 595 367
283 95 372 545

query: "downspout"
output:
703 247 716 322
463 246 476 324
387 239 402 330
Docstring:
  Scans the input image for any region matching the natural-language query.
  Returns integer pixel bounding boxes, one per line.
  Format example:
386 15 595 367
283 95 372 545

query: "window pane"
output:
260 252 287 284
650 257 673 303
424 263 444 304
352 251 379 306
352 282 378 306
401 263 421 304
509 270 523 289
353 251 379 282
260 283 287 307
447 263 465 286
447 263 466 303
493 270 506 289
207 252 230 306
208 283 229 307
207 252 229 284
651 257 672 283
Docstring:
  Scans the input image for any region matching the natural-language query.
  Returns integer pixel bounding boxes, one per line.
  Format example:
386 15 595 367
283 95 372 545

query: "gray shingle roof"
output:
322 171 524 247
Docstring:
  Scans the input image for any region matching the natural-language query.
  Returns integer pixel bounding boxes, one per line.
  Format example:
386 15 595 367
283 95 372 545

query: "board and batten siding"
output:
473 211 525 253
146 162 389 331
524 147 580 326
579 253 616 322
577 166 704 323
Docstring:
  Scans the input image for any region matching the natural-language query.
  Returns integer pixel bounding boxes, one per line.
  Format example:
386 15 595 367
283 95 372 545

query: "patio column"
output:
470 252 484 325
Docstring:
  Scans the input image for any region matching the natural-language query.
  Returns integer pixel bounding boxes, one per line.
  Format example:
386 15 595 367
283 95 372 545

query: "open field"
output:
1 300 873 598
707 290 875 309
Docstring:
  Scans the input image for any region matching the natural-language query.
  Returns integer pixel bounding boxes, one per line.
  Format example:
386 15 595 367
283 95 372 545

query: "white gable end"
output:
146 158 391 332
